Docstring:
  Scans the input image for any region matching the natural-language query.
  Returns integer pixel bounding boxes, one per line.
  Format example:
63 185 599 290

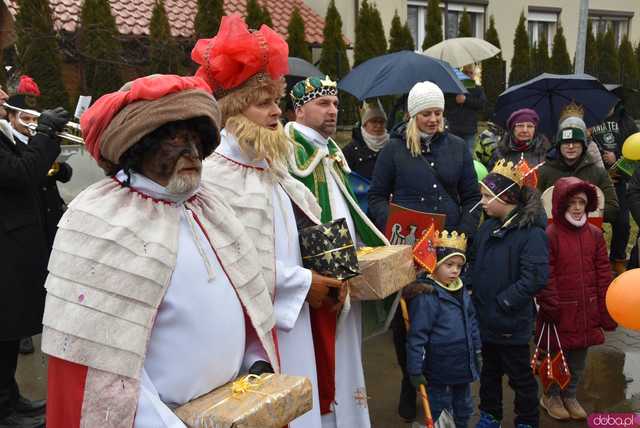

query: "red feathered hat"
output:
191 13 289 95
8 75 41 110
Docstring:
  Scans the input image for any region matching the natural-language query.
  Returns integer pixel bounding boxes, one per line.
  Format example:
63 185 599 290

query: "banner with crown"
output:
384 203 446 247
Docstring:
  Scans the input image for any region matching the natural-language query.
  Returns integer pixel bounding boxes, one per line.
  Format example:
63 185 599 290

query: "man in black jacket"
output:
445 64 487 155
6 79 74 355
591 99 639 274
0 86 70 428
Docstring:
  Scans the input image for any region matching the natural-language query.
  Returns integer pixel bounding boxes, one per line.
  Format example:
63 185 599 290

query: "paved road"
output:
18 327 640 427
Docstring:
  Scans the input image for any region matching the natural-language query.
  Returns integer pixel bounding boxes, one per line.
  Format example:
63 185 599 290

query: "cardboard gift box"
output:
299 218 360 281
349 245 416 300
175 374 312 428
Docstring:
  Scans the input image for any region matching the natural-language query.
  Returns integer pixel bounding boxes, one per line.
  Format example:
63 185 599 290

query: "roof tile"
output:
6 0 331 44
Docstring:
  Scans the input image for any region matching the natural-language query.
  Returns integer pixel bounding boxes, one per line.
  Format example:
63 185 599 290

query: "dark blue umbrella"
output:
494 73 619 139
338 50 467 100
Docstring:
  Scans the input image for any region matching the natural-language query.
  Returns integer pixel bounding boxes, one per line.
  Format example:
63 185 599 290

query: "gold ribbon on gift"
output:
356 246 384 257
302 244 354 260
201 374 273 416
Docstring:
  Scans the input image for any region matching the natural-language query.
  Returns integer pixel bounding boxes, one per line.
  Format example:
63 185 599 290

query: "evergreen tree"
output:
635 42 640 82
402 22 416 51
550 24 572 74
618 35 638 88
319 0 349 79
598 28 619 83
388 10 405 53
508 11 530 86
388 10 414 53
421 0 442 51
287 7 311 61
584 20 599 77
482 15 505 115
354 0 387 66
318 0 352 125
529 42 538 76
246 0 272 29
370 3 387 56
458 9 472 37
149 0 182 74
194 0 224 39
14 0 69 109
536 36 550 74
78 0 123 99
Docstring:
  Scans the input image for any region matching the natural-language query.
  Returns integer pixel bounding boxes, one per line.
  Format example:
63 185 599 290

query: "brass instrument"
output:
3 103 83 175
2 102 84 144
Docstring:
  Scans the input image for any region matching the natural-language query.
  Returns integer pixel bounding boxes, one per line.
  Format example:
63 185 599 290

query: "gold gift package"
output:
350 245 416 300
175 374 312 428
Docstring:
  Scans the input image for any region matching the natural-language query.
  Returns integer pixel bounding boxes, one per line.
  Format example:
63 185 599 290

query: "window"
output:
407 1 486 50
527 9 559 49
589 11 632 46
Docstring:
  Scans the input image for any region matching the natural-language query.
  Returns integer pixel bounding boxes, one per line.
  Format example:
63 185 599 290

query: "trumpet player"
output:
6 76 74 356
0 82 71 428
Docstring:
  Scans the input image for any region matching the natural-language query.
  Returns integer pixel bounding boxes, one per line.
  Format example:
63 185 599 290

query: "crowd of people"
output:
0 12 634 428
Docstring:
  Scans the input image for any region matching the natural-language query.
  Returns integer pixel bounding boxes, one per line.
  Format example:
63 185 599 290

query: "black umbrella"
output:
494 73 619 138
337 50 467 101
286 57 323 88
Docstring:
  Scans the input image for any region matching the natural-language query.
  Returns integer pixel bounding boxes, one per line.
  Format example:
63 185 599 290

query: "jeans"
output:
0 340 19 418
427 383 473 428
610 180 630 261
479 342 539 427
548 348 588 398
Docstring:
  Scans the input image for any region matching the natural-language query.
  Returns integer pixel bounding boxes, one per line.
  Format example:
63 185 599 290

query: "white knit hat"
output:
407 81 445 118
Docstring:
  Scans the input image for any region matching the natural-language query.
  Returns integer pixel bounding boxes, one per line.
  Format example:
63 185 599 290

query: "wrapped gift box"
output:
350 245 416 300
175 374 312 428
299 218 360 281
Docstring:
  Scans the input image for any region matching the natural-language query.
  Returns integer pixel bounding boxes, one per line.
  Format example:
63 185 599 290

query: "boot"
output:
611 259 628 276
540 394 571 420
398 376 416 422
475 411 501 428
563 397 587 420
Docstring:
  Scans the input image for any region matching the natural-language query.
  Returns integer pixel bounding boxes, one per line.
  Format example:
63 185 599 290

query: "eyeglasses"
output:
514 123 535 130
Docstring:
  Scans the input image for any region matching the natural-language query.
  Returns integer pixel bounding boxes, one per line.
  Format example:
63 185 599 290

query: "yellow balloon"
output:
606 269 640 330
622 132 640 161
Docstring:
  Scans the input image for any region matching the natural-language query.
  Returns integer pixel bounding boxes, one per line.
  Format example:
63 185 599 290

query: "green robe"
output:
286 123 400 339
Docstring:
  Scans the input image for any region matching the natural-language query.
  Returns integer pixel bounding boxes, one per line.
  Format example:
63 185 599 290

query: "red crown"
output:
191 13 289 93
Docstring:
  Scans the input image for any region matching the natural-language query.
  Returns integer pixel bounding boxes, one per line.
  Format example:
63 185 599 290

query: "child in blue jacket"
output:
469 159 549 428
406 230 481 428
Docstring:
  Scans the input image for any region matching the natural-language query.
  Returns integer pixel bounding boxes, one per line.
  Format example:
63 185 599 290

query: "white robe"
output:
291 123 372 428
118 172 265 428
215 134 323 428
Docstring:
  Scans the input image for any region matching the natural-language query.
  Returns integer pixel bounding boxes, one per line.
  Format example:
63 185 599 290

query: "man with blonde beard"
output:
43 74 278 428
193 15 344 428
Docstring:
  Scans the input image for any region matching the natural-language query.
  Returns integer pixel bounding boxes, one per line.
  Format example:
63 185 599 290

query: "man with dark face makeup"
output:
42 75 279 428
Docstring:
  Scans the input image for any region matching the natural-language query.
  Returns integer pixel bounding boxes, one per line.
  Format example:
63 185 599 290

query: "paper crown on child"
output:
558 102 585 122
480 159 528 205
435 230 467 266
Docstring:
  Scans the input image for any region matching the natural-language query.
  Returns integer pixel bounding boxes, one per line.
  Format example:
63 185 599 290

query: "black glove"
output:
36 107 70 139
248 360 274 376
409 374 427 389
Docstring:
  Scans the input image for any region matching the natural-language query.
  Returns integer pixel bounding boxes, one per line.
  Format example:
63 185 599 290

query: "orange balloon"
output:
606 269 640 330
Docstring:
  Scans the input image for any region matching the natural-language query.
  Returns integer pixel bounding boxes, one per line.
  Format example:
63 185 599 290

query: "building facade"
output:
308 0 640 84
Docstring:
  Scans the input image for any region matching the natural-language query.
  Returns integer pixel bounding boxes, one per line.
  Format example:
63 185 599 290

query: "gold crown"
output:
491 159 525 185
435 230 467 252
559 102 585 123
